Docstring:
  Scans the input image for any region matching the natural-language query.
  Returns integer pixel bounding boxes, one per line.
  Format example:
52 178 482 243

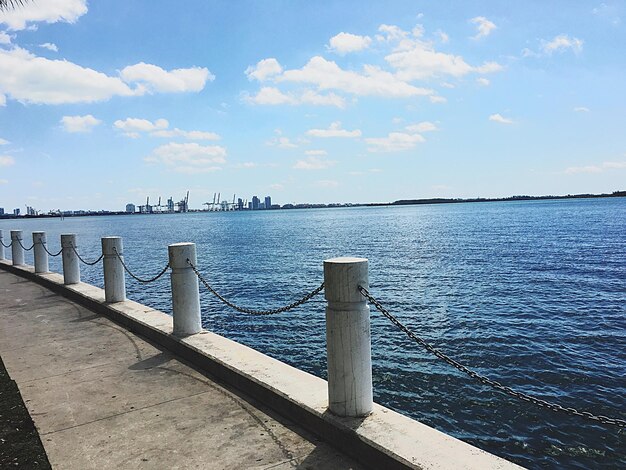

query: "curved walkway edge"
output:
0 259 523 470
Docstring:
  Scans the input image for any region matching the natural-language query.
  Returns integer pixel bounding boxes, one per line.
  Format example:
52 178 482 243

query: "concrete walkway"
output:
0 270 361 469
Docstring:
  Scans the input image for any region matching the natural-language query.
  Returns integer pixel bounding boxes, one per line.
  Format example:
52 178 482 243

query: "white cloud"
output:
39 42 58 52
305 150 328 156
269 183 284 190
435 30 449 43
120 63 213 93
565 161 626 174
293 156 336 170
151 129 220 140
489 113 514 124
0 94 5 106
0 138 9 145
405 121 437 133
61 114 101 133
385 39 502 80
245 58 283 81
114 118 218 140
0 155 15 167
477 77 490 86
0 0 88 31
0 47 138 104
0 31 12 44
243 86 346 108
574 106 590 112
365 132 425 152
376 24 410 43
144 142 226 173
0 179 8 184
328 32 372 54
430 95 447 104
541 34 583 54
114 118 169 133
279 56 433 98
470 16 497 39
267 136 298 148
306 121 361 138
244 87 292 105
299 89 346 107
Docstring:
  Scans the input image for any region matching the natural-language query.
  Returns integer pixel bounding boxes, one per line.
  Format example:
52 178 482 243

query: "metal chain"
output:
70 245 104 266
112 246 170 283
358 286 626 429
0 239 11 248
17 239 35 251
187 259 324 315
41 243 63 257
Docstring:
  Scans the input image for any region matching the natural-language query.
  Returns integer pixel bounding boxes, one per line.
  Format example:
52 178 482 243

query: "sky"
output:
0 0 625 211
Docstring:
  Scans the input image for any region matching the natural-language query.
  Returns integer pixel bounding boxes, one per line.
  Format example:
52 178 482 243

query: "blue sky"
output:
1 1 625 211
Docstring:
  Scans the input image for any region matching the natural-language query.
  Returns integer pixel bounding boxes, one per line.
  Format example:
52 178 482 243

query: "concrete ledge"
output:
0 259 522 470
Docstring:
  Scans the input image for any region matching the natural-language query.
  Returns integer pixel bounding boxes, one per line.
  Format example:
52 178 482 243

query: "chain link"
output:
41 242 63 257
71 245 104 266
112 247 170 283
359 286 626 429
17 239 35 251
0 239 11 248
188 259 324 315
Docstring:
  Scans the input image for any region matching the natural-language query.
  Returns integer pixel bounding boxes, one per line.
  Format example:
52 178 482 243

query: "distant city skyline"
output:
1 1 625 211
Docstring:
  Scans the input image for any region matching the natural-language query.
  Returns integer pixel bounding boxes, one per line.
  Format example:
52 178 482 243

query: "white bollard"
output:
61 234 80 285
0 230 4 260
10 230 25 266
32 231 49 273
324 257 373 417
168 243 202 336
102 237 126 303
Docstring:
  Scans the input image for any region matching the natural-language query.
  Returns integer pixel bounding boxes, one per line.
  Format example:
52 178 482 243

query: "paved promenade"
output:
0 270 361 469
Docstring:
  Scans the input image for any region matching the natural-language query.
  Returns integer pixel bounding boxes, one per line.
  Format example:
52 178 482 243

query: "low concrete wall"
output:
0 260 523 470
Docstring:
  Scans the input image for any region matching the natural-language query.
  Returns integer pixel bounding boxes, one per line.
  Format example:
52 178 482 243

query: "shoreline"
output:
1 191 624 221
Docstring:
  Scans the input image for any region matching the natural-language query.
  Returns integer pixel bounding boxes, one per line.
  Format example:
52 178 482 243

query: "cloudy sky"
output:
1 1 625 211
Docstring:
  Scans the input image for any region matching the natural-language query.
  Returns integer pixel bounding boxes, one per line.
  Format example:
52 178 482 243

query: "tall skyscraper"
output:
252 196 260 210
264 196 271 209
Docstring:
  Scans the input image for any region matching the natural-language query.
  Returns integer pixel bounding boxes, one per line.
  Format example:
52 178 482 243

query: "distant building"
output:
0 208 4 215
13 208 20 216
167 197 175 212
26 206 36 216
125 203 136 213
252 196 260 210
259 202 265 210
264 196 271 209
248 202 252 210
237 198 244 210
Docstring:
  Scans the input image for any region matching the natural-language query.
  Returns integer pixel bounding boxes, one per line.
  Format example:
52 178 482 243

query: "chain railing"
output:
187 259 324 315
358 285 626 429
70 244 104 266
0 239 11 248
41 242 63 257
17 239 35 251
112 246 170 284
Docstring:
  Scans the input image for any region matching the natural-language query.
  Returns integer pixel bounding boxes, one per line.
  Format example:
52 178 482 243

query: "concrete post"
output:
61 234 80 285
10 230 25 266
0 230 4 261
102 237 126 303
168 243 202 336
323 257 373 417
32 231 49 273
